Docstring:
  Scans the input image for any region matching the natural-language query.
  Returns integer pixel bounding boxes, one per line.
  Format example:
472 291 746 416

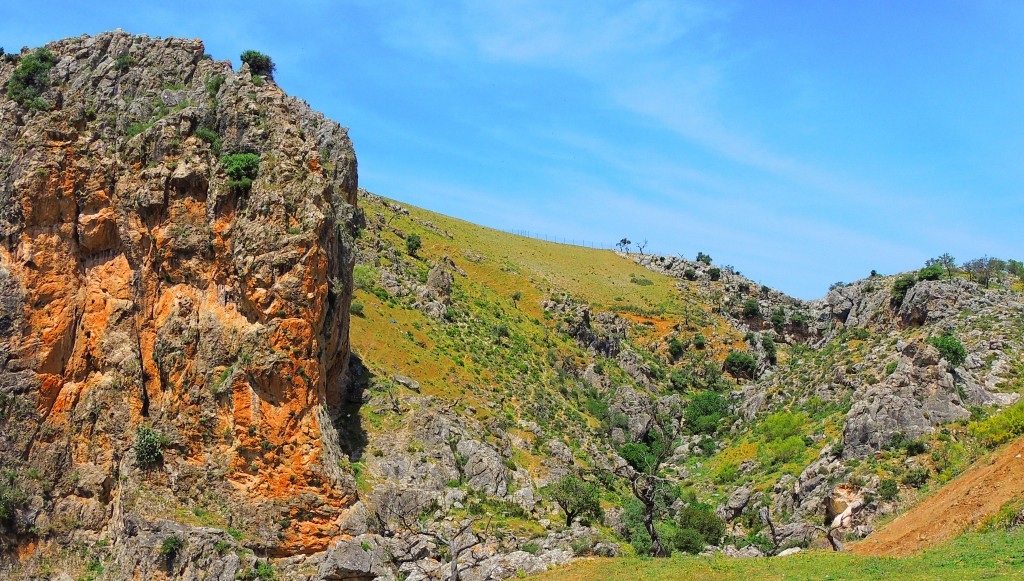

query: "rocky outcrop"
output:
0 32 359 575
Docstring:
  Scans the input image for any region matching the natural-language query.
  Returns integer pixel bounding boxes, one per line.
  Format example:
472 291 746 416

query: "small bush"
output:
6 48 57 110
240 50 275 78
692 333 706 350
742 299 760 319
770 308 786 333
619 442 658 474
926 331 967 367
661 522 706 555
918 264 944 281
685 392 729 435
349 301 364 317
760 411 806 441
708 267 721 281
405 233 422 257
891 275 916 306
0 472 27 525
135 425 166 468
766 435 806 465
723 350 757 379
902 467 930 488
669 369 690 392
696 252 712 265
683 268 697 281
221 153 260 192
667 337 686 360
885 360 898 376
878 478 899 501
254 562 276 580
206 74 225 98
160 535 184 558
761 334 777 365
114 53 135 71
522 541 541 555
677 506 725 546
194 127 222 155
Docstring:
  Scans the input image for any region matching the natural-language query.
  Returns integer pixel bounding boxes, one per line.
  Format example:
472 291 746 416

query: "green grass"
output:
535 527 1024 580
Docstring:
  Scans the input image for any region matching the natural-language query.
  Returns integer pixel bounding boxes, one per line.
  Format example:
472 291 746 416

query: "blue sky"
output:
5 1 1022 298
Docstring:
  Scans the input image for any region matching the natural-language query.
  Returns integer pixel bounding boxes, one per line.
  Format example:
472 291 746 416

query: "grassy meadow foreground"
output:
536 527 1024 580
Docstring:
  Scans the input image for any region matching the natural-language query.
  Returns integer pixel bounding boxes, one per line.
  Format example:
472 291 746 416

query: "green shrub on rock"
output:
724 350 757 379
5 48 57 111
221 153 260 192
240 50 275 78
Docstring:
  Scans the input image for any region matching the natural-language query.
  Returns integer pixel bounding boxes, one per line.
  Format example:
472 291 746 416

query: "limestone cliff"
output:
0 32 359 576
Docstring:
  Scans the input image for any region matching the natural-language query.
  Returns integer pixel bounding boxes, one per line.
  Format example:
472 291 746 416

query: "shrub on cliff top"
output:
5 48 57 111
240 50 275 78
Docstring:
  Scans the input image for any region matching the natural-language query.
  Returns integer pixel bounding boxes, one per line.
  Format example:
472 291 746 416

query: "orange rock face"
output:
0 32 360 560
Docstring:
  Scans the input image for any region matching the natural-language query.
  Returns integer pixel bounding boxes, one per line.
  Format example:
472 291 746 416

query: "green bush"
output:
240 50 275 78
659 522 705 555
0 472 27 525
669 369 691 392
5 48 57 111
667 337 686 360
114 53 135 71
708 268 721 281
619 442 658 474
878 478 899 501
349 301 364 317
760 411 806 442
685 392 729 435
405 233 422 257
683 269 697 281
160 535 184 558
677 505 725 546
254 561 276 580
761 334 777 365
766 435 806 465
696 252 712 265
742 299 761 319
723 350 756 379
194 127 222 155
770 308 786 333
902 467 930 488
206 73 225 98
891 275 916 306
926 331 967 367
221 153 260 192
885 360 898 376
918 264 944 281
692 333 706 350
135 425 166 468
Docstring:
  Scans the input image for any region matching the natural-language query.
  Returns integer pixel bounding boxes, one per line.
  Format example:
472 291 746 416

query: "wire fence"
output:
501 228 611 249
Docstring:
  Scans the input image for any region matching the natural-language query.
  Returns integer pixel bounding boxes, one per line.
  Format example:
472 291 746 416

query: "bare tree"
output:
610 399 683 557
367 485 490 581
636 239 648 255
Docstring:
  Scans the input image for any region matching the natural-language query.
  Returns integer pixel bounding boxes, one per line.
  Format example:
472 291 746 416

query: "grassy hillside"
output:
342 190 1024 579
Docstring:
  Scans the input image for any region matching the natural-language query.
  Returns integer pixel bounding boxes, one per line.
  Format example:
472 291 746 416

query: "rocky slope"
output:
0 32 361 578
